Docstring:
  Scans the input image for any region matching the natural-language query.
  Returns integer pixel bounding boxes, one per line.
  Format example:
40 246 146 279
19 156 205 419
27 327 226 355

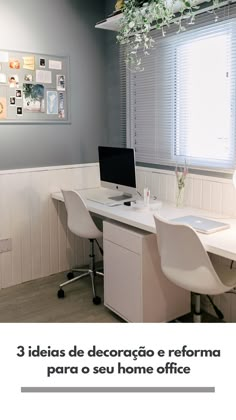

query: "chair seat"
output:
154 214 236 296
154 214 236 321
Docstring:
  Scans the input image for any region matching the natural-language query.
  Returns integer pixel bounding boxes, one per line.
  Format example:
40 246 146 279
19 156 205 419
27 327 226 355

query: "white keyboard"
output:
85 189 133 206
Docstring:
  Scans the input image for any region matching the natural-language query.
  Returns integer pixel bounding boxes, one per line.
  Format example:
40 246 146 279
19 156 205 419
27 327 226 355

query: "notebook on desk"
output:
171 215 230 234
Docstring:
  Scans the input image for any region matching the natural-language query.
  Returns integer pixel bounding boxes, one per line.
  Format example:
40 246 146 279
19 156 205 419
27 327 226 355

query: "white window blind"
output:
126 12 236 170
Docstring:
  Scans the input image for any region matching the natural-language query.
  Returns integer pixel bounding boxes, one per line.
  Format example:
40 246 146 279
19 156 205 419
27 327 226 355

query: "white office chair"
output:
57 190 104 305
154 214 236 322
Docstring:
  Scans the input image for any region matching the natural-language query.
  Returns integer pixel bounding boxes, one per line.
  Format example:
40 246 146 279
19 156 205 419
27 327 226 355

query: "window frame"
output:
173 26 236 170
126 18 236 173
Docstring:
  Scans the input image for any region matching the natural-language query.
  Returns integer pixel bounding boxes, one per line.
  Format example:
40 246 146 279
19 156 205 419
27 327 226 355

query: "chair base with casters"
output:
57 239 104 305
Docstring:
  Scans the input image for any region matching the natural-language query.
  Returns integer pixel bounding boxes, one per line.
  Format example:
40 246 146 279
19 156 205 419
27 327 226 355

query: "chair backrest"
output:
62 190 102 239
153 214 230 295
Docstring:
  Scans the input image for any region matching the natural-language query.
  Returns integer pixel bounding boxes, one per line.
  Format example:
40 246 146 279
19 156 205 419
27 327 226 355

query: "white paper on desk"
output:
0 51 8 62
49 60 62 70
36 69 52 84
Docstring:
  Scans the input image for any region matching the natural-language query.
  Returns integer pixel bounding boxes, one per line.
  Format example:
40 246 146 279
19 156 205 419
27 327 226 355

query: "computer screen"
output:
98 146 136 196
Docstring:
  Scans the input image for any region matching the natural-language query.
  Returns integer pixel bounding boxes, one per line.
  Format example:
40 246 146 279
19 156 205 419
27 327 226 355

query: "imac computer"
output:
87 146 137 206
99 146 136 196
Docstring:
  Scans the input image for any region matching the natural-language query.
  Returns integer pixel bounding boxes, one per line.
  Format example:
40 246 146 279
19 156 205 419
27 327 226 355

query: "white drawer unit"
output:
103 220 190 323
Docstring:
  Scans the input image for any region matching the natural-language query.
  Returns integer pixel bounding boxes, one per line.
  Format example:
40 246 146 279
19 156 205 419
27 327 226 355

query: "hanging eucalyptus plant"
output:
117 0 222 71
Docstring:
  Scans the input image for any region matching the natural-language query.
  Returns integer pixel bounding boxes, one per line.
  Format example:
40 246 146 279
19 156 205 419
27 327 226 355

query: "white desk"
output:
52 188 236 322
52 189 190 322
52 188 236 261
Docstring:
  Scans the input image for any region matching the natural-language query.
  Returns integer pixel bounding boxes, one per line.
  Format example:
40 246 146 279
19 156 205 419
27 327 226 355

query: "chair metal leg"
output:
96 271 104 277
59 272 89 288
89 239 101 305
193 293 202 323
57 239 103 304
57 271 90 299
90 270 96 299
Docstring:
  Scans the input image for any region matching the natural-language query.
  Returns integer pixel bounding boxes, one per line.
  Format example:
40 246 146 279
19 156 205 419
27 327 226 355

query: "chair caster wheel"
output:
57 288 65 299
93 296 101 305
67 272 74 280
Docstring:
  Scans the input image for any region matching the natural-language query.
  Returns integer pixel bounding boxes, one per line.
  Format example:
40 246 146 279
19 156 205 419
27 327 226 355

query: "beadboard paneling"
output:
0 164 100 289
136 167 236 217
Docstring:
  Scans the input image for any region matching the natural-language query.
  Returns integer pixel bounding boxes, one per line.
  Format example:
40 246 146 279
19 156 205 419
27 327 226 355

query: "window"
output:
127 19 236 170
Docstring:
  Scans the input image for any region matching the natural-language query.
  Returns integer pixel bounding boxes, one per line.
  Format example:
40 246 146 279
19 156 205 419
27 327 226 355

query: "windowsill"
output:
136 162 234 180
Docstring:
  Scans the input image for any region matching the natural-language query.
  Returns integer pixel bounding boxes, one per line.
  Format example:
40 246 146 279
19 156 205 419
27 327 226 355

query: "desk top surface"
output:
51 189 236 261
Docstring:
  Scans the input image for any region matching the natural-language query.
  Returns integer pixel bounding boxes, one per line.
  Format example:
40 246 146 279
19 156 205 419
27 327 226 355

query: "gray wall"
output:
106 0 115 15
0 0 106 169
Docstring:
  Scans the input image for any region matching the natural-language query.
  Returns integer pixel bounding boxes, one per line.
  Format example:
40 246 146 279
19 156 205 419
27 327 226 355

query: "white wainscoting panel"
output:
0 164 100 290
136 166 236 216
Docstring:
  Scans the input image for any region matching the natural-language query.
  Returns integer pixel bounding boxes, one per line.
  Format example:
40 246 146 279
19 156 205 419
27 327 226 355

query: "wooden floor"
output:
0 272 123 323
0 271 222 323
